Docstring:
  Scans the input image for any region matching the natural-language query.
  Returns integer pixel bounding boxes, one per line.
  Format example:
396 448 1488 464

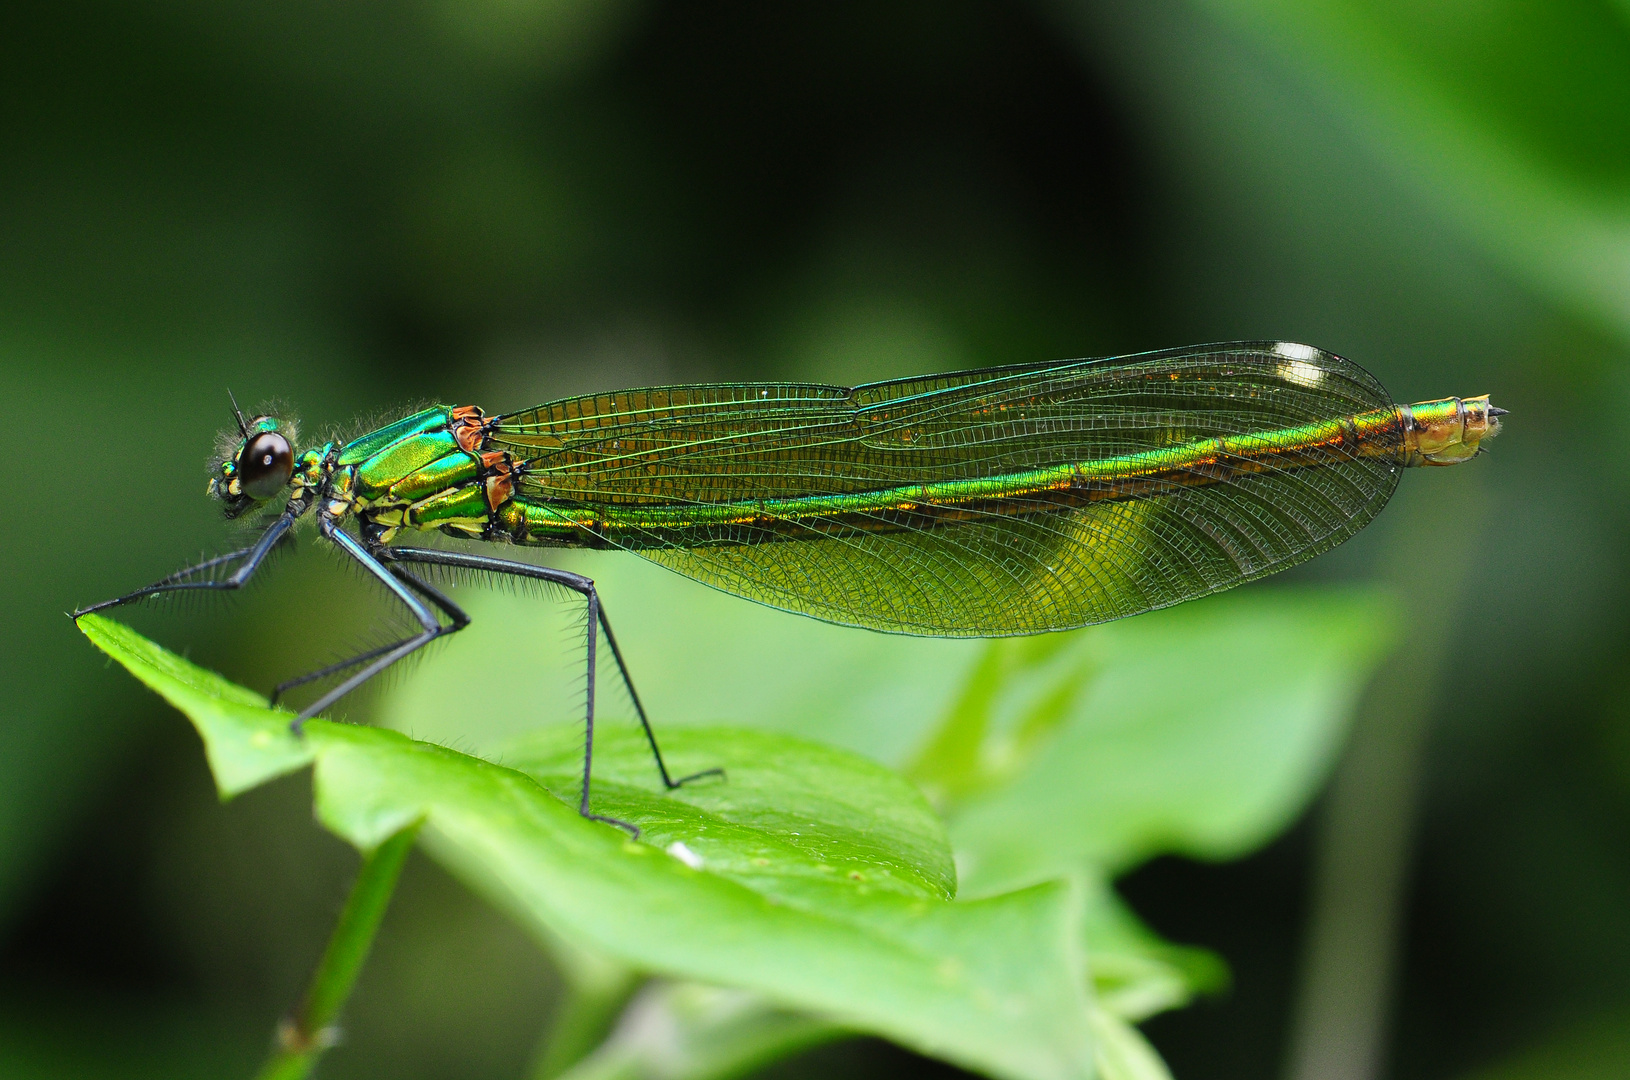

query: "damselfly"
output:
76 342 1502 834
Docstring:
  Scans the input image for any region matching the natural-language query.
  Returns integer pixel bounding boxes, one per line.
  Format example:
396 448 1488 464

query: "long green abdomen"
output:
494 404 1411 551
474 343 1497 635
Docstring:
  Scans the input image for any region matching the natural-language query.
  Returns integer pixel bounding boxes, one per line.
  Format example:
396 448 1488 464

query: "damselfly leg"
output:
72 512 704 835
72 510 298 617
380 546 726 830
268 558 470 707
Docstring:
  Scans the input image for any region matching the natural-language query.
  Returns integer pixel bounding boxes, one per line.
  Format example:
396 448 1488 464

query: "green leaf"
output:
78 615 1095 1080
1089 1007 1173 1080
550 983 850 1080
76 611 317 798
1079 876 1227 1023
911 632 1096 806
498 724 955 902
937 588 1397 895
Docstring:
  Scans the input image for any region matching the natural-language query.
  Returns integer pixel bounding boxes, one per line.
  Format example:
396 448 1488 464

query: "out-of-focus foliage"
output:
1193 0 1630 339
923 589 1395 892
1455 1010 1630 1080
6 1 1630 1079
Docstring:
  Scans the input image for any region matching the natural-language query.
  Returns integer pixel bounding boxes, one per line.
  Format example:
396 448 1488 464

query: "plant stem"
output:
530 973 640 1080
1283 478 1485 1080
254 824 420 1080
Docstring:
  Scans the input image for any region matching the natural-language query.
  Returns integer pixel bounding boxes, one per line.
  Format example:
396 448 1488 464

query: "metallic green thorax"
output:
286 406 495 542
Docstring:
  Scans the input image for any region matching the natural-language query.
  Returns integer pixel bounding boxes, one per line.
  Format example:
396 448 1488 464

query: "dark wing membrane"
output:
496 343 1402 635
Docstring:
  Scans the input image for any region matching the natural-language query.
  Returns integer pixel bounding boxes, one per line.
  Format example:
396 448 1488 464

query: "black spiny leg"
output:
269 565 470 707
380 546 725 836
73 509 298 618
288 518 454 729
577 586 632 835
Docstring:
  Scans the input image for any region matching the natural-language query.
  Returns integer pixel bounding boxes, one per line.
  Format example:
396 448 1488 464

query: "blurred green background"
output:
2 1 1627 1078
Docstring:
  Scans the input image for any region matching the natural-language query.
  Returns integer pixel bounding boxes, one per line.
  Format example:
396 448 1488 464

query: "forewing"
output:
495 343 1402 634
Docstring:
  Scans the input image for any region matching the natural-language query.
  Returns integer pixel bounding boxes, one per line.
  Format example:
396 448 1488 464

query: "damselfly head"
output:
210 413 298 518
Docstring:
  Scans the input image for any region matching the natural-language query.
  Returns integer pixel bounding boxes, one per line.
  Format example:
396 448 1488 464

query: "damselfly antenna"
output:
227 389 249 437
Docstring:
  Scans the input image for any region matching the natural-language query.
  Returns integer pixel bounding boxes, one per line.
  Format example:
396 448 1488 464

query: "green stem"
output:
530 971 641 1080
254 824 420 1080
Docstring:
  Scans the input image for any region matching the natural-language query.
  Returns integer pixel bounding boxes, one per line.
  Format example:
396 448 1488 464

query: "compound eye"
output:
239 431 293 500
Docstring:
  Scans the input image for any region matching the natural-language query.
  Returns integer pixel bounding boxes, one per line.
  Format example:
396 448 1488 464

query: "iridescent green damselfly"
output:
76 342 1502 834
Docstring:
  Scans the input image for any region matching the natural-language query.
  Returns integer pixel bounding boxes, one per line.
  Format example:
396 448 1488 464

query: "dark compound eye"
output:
238 430 293 500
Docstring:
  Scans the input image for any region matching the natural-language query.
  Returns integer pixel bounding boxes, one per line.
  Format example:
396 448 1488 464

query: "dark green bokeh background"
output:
2 2 1626 1077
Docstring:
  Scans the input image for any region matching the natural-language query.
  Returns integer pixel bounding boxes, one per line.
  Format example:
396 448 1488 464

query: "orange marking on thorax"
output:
481 450 515 513
450 405 488 454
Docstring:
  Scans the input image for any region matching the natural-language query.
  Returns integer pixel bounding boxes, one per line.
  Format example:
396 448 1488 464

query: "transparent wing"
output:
494 342 1402 635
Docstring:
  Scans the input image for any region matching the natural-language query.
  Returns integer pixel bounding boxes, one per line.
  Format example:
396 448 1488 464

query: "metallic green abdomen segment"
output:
492 344 1398 508
501 404 1405 550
